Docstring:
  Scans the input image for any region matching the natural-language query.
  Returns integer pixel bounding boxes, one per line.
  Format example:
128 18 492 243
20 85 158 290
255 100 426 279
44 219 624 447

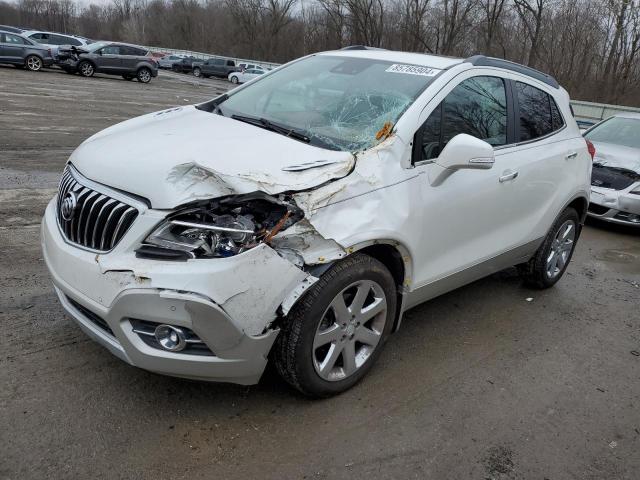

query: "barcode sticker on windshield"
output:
385 64 440 76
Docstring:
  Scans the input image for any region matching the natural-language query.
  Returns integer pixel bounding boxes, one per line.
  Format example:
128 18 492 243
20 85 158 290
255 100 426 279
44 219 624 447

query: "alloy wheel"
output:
138 69 151 83
546 219 576 278
313 280 387 382
26 56 42 71
80 62 94 76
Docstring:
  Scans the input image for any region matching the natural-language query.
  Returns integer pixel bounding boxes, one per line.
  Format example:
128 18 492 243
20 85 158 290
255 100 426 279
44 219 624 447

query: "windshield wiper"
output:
231 114 310 144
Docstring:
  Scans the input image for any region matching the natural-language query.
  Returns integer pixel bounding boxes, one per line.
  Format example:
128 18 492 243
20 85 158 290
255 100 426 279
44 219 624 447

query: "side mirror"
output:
429 133 495 186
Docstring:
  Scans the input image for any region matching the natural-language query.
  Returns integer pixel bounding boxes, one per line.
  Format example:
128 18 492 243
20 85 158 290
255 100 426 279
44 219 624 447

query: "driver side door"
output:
409 74 529 298
95 45 122 73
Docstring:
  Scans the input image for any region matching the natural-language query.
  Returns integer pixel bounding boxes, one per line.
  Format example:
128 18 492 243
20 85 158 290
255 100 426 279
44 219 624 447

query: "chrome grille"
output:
56 165 139 251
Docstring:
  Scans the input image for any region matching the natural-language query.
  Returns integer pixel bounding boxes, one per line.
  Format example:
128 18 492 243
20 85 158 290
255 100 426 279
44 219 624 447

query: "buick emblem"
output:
61 192 78 221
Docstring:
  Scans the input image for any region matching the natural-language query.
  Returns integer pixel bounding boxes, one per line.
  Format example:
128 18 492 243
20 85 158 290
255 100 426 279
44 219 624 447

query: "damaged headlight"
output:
137 193 303 260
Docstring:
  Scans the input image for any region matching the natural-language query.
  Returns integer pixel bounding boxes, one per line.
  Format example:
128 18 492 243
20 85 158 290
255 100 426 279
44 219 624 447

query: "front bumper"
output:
588 185 640 226
41 198 308 384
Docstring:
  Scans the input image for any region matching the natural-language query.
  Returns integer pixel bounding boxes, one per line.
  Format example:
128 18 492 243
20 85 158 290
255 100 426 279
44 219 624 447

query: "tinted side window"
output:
47 35 63 45
443 76 507 146
101 45 120 55
550 98 564 130
516 82 553 141
67 37 82 46
5 33 28 45
227 60 235 66
419 103 442 161
414 76 507 162
120 46 144 56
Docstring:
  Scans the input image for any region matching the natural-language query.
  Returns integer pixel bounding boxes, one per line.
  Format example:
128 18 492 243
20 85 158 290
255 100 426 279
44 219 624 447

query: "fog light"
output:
154 324 186 352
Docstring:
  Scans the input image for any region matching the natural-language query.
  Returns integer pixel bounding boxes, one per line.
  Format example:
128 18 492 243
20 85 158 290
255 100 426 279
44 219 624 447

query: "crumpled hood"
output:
591 141 640 174
69 105 355 208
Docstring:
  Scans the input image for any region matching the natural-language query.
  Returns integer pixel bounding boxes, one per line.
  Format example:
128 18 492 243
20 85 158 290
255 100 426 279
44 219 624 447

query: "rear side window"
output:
101 45 120 55
64 36 82 46
227 60 235 66
516 82 563 141
414 76 508 162
4 33 28 45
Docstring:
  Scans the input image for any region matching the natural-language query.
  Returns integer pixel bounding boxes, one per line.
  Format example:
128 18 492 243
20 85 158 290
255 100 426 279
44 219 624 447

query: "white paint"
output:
41 51 592 383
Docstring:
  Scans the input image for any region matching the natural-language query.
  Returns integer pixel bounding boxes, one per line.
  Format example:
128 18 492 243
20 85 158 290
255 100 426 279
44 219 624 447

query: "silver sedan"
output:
584 113 640 226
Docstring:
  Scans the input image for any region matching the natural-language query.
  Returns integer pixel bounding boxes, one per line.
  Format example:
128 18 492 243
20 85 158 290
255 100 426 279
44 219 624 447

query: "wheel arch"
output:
78 58 97 70
566 195 589 224
278 239 414 333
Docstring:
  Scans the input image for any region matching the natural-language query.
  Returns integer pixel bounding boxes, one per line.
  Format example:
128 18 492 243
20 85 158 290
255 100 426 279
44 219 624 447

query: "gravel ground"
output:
1 65 639 480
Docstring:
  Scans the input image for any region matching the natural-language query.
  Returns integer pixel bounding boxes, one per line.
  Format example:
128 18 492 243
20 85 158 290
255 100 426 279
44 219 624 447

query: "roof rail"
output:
341 45 386 51
465 55 559 89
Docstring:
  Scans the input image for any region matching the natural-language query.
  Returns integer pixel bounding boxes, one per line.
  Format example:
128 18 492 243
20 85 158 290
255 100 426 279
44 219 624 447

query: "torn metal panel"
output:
271 220 348 265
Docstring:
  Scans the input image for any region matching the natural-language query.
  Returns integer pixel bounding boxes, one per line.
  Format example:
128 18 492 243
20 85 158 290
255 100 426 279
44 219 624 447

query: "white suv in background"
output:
41 48 592 397
22 30 92 60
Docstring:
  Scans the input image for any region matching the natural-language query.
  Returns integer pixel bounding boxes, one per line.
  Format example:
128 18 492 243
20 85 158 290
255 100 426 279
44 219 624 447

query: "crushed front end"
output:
41 163 329 384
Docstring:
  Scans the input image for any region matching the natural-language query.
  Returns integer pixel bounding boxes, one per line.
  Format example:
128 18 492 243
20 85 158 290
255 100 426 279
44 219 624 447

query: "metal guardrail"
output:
570 100 640 124
143 45 281 70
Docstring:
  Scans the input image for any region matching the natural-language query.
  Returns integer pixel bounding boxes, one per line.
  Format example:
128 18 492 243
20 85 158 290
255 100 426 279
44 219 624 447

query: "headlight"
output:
137 193 302 260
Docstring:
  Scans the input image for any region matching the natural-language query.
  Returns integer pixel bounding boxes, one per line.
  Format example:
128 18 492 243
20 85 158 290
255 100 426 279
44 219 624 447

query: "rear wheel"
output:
519 207 580 289
25 55 42 71
137 67 151 83
193 67 201 77
78 61 95 77
274 253 397 397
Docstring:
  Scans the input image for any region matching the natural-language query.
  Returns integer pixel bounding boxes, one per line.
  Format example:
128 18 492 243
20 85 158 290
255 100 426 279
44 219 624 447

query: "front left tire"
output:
274 253 397 397
78 60 95 77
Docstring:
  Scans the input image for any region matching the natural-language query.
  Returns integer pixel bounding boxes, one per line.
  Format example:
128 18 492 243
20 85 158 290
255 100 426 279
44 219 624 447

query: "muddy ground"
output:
1 66 639 479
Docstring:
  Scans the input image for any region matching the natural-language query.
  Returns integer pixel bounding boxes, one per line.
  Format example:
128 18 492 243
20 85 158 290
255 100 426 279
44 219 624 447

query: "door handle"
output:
565 152 578 159
499 171 519 183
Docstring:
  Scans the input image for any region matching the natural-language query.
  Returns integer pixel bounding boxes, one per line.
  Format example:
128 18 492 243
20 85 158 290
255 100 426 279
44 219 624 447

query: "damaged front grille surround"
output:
56 164 146 252
137 192 304 260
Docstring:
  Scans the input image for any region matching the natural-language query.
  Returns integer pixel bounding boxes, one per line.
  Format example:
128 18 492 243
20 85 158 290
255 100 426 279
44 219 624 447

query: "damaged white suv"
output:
42 48 592 396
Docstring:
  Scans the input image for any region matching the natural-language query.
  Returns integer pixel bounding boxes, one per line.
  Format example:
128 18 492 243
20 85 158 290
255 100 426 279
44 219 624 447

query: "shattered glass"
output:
218 55 436 152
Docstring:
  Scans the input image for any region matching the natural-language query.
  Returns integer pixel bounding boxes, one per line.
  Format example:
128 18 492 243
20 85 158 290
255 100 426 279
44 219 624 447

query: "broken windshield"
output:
218 55 439 152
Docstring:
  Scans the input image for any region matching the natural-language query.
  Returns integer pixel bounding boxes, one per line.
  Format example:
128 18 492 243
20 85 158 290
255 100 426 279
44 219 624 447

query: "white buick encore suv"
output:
42 47 593 397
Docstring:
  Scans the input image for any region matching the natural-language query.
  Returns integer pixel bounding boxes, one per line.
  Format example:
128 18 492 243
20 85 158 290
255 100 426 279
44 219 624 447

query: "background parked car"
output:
583 113 640 226
21 30 92 60
171 56 199 73
228 67 266 84
0 25 24 33
157 54 185 69
237 62 267 71
0 30 53 71
192 57 238 78
58 41 158 83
